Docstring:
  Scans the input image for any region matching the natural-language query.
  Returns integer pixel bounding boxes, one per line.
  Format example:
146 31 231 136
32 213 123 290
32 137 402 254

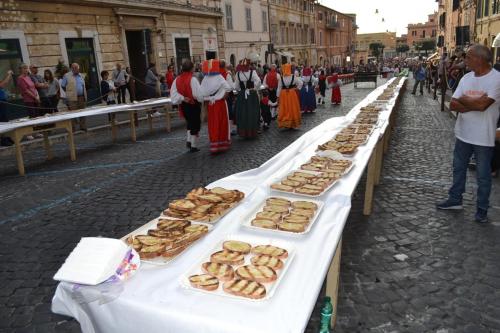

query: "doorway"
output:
126 30 152 100
65 38 99 105
174 38 191 72
205 51 216 60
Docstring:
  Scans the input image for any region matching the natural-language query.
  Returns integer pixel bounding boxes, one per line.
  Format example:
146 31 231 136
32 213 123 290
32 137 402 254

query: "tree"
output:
369 42 385 60
396 44 409 56
420 39 436 56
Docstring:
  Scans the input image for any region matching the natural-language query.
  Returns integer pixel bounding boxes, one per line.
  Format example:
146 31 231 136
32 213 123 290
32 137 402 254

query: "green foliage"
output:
369 43 385 58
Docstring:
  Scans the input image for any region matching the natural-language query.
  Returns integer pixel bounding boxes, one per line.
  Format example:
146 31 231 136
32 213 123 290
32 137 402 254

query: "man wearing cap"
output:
61 63 87 131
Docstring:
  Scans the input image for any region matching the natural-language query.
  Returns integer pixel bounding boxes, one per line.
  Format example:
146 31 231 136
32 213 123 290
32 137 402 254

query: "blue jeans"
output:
449 139 494 210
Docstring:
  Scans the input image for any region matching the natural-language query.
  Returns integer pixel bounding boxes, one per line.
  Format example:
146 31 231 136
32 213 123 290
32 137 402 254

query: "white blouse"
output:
277 75 303 96
170 76 204 105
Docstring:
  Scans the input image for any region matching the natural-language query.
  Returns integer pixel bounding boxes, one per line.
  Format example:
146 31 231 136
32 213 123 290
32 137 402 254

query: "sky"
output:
318 0 438 36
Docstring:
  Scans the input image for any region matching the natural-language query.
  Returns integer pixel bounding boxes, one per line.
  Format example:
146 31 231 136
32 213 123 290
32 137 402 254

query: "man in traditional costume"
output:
277 63 303 129
328 73 342 105
200 59 232 154
300 67 317 113
170 60 204 152
263 64 280 119
234 59 261 138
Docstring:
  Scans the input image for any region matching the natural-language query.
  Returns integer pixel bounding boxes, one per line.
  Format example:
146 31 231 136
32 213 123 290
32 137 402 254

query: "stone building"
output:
268 0 316 66
474 0 500 60
355 32 397 61
221 0 270 66
0 0 224 101
437 0 476 53
407 12 438 52
315 4 356 67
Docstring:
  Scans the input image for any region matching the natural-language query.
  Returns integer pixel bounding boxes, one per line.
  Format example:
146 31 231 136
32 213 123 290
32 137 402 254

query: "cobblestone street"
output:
1 79 499 333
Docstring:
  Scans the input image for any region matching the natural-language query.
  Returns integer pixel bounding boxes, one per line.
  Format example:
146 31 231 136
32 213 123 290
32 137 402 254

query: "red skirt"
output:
208 99 231 153
331 87 341 104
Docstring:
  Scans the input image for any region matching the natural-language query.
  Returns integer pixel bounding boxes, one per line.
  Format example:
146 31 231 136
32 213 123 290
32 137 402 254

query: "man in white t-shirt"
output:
437 44 500 223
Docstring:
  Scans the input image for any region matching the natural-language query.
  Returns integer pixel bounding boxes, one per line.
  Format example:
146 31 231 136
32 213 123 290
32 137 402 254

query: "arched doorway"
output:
230 54 236 67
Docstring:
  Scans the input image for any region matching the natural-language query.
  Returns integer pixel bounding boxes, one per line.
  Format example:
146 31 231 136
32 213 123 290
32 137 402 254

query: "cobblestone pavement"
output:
0 81 377 332
1 78 499 333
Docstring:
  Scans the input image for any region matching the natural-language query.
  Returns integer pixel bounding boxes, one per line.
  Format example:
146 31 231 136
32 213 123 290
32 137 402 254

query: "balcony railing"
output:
78 0 223 15
326 21 340 30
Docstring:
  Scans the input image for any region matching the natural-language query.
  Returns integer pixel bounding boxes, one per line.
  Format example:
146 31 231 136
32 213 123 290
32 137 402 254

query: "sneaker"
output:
152 111 161 117
26 135 34 140
190 147 200 153
436 199 463 210
231 129 237 136
475 209 489 223
34 133 43 139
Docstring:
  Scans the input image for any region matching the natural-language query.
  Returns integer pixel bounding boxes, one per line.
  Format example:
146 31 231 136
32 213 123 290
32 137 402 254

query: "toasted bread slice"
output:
251 218 277 230
210 250 245 265
163 209 189 219
157 219 191 231
193 204 213 213
209 187 235 200
189 274 219 291
292 171 316 179
196 194 223 203
266 197 291 207
263 204 289 214
184 224 209 233
162 243 190 258
278 222 307 233
250 255 284 270
286 176 308 184
147 228 183 239
281 179 302 187
135 235 168 246
290 208 315 218
174 229 207 247
283 215 310 224
271 183 294 192
235 265 277 283
169 199 196 212
223 279 266 299
256 211 281 222
139 244 166 259
251 245 288 259
295 187 322 196
223 240 251 254
292 201 319 211
201 262 234 281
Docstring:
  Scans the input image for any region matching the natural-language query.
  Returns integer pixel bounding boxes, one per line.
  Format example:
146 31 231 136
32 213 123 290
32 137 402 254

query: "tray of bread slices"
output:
243 196 323 234
123 217 211 265
182 235 295 301
270 157 353 197
162 187 245 223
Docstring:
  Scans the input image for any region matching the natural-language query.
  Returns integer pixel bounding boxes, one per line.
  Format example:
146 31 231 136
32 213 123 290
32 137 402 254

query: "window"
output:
422 30 426 38
0 39 24 100
319 31 322 46
494 0 499 14
225 4 233 30
280 23 286 44
245 8 252 31
318 12 323 21
310 28 315 44
484 0 490 16
262 11 268 32
271 24 278 43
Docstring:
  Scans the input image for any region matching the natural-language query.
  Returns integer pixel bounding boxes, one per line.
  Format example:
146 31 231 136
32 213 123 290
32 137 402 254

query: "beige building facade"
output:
475 0 500 60
222 0 270 66
0 0 224 101
437 0 476 53
355 32 397 60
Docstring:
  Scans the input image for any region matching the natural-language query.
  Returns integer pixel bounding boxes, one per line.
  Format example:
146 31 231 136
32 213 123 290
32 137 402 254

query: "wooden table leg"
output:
374 139 384 186
363 146 378 216
165 109 171 133
43 132 53 160
129 111 137 142
12 130 25 176
326 238 342 329
110 113 117 142
64 121 76 161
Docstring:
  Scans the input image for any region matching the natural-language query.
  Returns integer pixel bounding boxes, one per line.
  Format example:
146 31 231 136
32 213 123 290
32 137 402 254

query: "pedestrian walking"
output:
437 45 500 223
300 67 317 113
263 64 280 119
328 73 342 105
29 64 50 115
17 63 40 119
200 59 232 154
61 63 87 131
411 63 426 95
112 63 127 104
277 63 302 130
44 69 60 113
170 60 204 152
317 70 327 105
0 69 14 146
234 59 261 138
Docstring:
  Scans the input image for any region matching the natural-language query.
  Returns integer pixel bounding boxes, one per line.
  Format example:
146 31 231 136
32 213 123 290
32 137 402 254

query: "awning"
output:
493 33 500 47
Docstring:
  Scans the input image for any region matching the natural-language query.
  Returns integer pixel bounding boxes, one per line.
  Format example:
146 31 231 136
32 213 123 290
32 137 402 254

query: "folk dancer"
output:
219 60 236 135
317 70 327 105
328 73 342 105
234 59 261 138
170 60 204 152
277 63 303 129
300 67 317 113
260 90 278 130
263 64 280 119
201 59 232 154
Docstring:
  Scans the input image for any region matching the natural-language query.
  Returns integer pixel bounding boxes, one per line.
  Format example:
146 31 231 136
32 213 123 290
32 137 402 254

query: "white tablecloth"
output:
0 97 171 135
52 78 405 333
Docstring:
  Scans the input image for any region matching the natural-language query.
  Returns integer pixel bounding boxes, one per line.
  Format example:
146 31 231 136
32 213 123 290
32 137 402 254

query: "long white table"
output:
0 98 173 176
52 77 406 333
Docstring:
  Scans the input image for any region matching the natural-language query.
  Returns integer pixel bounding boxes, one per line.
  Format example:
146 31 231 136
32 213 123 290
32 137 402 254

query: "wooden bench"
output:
354 72 378 87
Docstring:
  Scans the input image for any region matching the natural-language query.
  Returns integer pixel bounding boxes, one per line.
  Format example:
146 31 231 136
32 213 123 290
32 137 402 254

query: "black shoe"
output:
1 137 14 146
186 141 191 149
263 124 269 130
190 147 200 153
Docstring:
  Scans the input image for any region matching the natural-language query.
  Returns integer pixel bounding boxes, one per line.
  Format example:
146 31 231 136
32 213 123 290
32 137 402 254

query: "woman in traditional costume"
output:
277 63 303 129
263 64 280 119
170 60 204 152
317 70 327 105
234 59 261 138
328 73 342 105
219 60 236 135
200 59 232 154
300 67 317 113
